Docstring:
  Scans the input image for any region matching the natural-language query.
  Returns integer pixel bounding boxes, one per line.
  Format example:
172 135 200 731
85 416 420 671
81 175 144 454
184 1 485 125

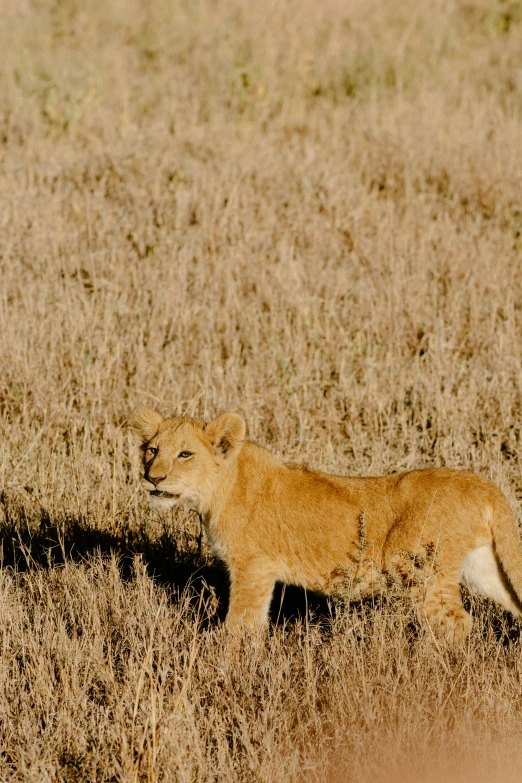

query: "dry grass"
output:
1 0 522 779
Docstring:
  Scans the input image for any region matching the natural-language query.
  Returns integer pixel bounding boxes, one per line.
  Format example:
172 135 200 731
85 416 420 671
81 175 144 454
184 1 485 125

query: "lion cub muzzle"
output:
144 476 181 501
144 472 179 499
146 473 166 487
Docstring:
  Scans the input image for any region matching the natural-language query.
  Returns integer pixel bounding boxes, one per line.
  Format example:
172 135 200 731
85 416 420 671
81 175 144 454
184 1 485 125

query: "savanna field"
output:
2 0 522 780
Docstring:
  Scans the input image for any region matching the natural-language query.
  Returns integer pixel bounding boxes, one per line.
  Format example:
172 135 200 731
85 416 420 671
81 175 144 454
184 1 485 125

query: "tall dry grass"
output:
1 0 522 779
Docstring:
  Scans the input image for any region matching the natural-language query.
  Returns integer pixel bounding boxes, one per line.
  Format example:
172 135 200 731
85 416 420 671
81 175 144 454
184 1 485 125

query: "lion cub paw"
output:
421 601 473 643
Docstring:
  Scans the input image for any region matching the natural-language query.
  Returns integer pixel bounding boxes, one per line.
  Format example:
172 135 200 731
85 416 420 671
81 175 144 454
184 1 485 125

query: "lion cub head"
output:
129 408 246 511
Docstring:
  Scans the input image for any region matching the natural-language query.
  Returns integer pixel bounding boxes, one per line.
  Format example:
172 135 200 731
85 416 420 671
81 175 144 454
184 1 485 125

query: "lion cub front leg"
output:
225 561 277 632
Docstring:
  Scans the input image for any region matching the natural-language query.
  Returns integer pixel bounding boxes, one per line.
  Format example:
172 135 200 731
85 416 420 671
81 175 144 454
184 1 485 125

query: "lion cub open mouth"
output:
150 490 180 499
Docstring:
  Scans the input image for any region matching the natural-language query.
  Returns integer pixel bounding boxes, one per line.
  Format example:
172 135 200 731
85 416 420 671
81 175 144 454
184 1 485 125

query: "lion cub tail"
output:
489 493 522 610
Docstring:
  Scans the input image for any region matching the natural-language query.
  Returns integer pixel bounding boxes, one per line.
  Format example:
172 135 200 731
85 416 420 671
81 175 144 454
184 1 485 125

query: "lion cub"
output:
129 409 522 641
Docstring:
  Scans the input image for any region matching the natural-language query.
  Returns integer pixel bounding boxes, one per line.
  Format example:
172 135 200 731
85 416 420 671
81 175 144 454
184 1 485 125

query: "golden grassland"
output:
1 0 522 779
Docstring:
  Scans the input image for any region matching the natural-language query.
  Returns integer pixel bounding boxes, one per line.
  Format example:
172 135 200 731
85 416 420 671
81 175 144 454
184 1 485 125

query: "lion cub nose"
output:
147 474 166 487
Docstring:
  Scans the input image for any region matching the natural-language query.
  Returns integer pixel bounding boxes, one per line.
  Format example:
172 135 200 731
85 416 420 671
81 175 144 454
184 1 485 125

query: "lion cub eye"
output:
178 450 193 459
146 446 158 458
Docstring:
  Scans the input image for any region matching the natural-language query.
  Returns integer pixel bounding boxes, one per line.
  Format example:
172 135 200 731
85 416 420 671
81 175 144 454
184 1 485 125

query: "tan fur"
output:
129 409 522 641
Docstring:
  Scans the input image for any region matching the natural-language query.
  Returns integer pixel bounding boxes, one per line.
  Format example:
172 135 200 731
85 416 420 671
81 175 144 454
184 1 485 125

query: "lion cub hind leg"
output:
420 571 473 643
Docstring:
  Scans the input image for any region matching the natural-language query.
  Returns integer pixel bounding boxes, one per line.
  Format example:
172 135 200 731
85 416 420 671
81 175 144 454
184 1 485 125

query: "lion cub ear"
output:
128 408 163 445
205 413 245 458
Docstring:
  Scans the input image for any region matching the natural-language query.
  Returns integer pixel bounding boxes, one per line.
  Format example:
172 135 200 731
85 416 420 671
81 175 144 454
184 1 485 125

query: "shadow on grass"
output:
0 492 332 628
1 493 520 642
